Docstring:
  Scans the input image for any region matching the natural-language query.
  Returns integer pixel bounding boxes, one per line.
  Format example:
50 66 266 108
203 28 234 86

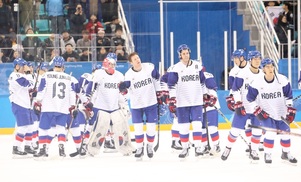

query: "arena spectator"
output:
22 28 42 61
62 43 79 62
115 44 127 61
46 0 65 34
110 28 125 53
19 0 34 33
0 49 9 63
104 15 122 37
60 30 76 54
101 0 117 22
40 33 56 61
97 46 107 62
79 48 90 61
69 3 87 42
85 14 103 38
76 29 91 56
96 29 111 52
85 0 103 22
0 0 14 35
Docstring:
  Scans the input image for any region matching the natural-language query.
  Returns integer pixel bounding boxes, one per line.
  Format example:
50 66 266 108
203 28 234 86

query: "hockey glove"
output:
226 95 235 111
253 106 269 121
203 94 217 107
156 91 169 105
286 106 296 123
118 82 128 95
83 101 94 119
168 97 177 113
29 88 37 99
33 102 42 115
234 101 246 116
69 105 78 118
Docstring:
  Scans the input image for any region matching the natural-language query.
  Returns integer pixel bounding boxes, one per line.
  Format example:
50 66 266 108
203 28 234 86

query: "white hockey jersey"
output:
36 71 76 114
8 72 33 109
167 60 206 107
124 63 160 109
231 63 264 114
92 69 125 111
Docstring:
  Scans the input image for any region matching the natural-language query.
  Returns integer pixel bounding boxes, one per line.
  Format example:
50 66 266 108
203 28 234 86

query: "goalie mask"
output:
102 57 116 75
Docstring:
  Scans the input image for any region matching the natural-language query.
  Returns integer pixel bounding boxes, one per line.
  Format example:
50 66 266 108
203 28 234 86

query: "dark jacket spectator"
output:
110 28 125 53
275 15 293 58
0 0 14 34
96 29 111 52
22 28 42 61
62 43 80 62
104 15 122 37
69 3 87 42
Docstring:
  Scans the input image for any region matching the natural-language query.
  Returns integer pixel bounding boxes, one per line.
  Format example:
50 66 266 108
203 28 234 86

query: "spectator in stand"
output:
19 0 34 33
0 49 9 63
274 14 293 58
104 15 122 37
46 0 65 34
264 1 280 7
40 33 56 61
22 28 42 61
85 14 103 38
76 30 91 57
60 30 76 54
96 29 111 52
282 2 294 27
62 43 79 62
0 0 14 35
69 3 87 42
97 46 107 62
110 28 125 53
79 48 90 61
85 0 103 22
66 0 80 20
115 44 127 61
9 50 26 62
101 0 117 22
0 34 12 58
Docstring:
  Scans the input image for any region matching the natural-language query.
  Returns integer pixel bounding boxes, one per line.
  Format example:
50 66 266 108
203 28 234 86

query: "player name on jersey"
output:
47 74 71 80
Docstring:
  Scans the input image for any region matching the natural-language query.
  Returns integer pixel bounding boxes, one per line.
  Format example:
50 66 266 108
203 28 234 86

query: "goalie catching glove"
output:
33 102 42 115
156 90 169 105
168 97 177 113
253 106 269 121
234 101 246 116
286 106 296 123
203 94 217 107
83 101 94 118
226 95 235 111
69 105 78 118
118 82 128 95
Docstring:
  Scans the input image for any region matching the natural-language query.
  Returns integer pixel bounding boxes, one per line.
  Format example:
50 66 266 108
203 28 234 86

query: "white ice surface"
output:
1 130 301 182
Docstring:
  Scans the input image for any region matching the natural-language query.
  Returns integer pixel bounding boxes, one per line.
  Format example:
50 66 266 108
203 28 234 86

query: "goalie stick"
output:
281 116 301 130
248 124 301 137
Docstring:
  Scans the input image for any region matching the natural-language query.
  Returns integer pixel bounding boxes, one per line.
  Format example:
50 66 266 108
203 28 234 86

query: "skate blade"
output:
12 155 32 159
282 160 298 166
136 157 143 161
249 159 260 164
103 149 118 153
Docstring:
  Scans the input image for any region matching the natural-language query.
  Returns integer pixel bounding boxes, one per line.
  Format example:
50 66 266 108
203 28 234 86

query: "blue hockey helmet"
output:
53 56 65 67
27 61 33 67
39 62 49 71
232 49 246 60
247 50 262 61
260 58 275 68
177 44 191 57
13 58 27 67
106 52 117 62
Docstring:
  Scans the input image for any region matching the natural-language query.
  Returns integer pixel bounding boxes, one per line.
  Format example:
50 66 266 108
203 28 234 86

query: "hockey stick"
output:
153 105 160 152
293 94 301 102
248 124 301 137
281 116 301 130
203 106 211 151
30 59 43 106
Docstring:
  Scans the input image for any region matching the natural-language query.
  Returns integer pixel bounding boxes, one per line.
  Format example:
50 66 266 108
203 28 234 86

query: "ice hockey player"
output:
247 58 297 164
8 58 36 156
167 44 208 159
221 50 264 162
33 56 76 158
85 53 134 156
118 52 162 160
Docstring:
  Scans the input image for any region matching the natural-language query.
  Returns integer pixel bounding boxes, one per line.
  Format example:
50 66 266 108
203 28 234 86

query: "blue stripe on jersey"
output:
205 77 217 90
167 72 178 87
72 82 79 93
151 68 160 80
232 77 244 91
16 77 31 87
282 83 293 99
86 81 93 96
160 72 168 83
199 70 206 84
228 76 234 88
38 78 46 92
246 85 259 102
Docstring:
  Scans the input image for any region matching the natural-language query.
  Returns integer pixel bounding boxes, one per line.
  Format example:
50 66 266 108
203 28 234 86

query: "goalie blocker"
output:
87 109 134 156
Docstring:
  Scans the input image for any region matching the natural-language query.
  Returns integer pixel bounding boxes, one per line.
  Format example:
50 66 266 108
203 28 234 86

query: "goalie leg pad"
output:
110 110 135 155
87 110 111 156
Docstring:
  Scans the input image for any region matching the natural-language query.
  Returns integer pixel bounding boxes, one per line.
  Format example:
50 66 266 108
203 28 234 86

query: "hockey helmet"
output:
53 56 65 67
39 62 49 71
177 44 191 58
247 50 262 61
102 58 115 74
106 52 117 62
260 58 275 68
13 58 27 67
232 49 246 60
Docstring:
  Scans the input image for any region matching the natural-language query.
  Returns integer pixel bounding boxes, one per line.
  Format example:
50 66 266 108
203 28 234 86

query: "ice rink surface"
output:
1 129 301 182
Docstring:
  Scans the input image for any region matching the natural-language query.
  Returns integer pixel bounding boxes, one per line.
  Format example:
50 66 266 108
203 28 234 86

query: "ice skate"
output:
34 144 48 158
178 148 189 159
59 144 66 157
209 144 221 156
135 147 144 161
171 140 182 151
24 145 37 154
195 147 204 157
32 141 39 150
12 146 27 157
249 150 260 163
146 144 154 158
264 153 272 164
103 139 117 153
221 147 231 161
259 142 264 152
281 151 297 165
